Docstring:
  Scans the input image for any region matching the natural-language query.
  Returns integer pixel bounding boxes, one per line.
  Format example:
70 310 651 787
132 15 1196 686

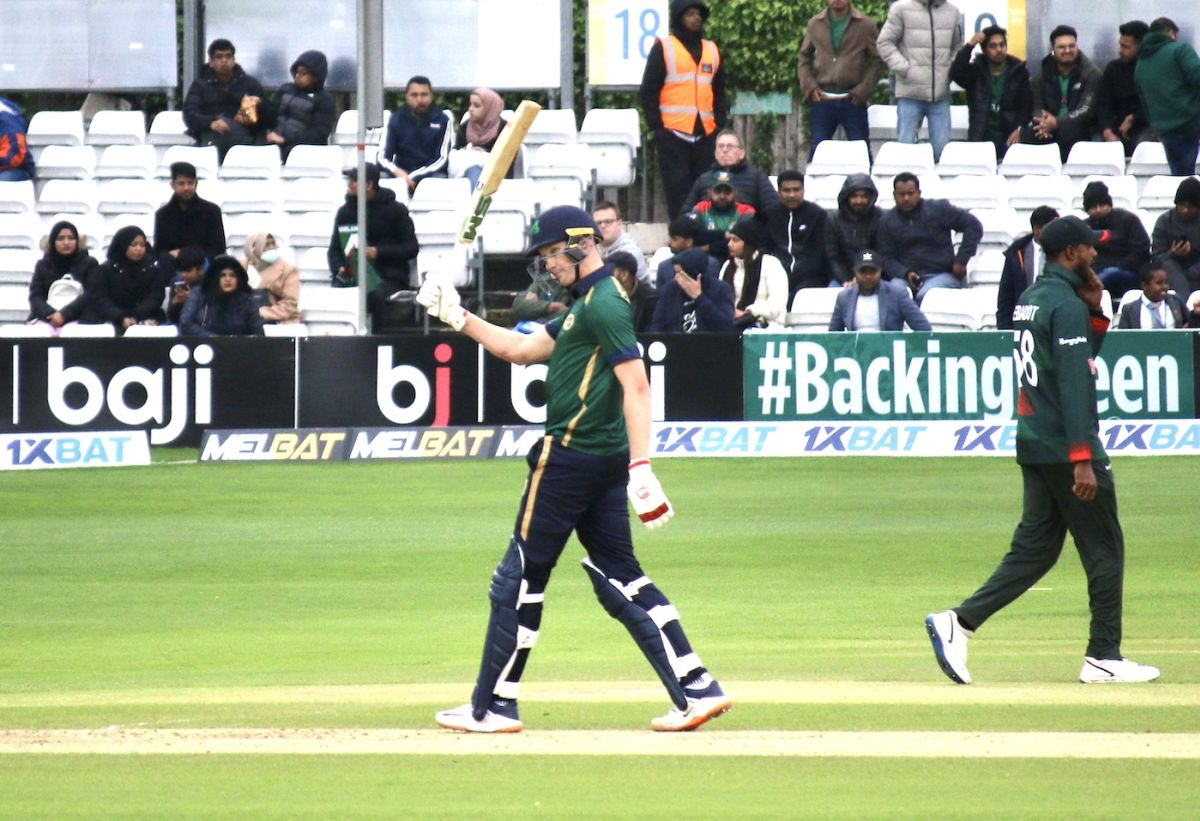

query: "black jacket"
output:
28 231 98 323
824 173 882 284
264 50 335 159
179 259 264 336
648 272 735 333
182 64 266 136
949 48 1032 142
1096 58 1148 136
877 198 983 280
84 227 165 327
762 199 828 291
1087 207 1150 273
997 232 1037 330
327 187 419 288
1029 51 1102 131
153 194 227 261
682 157 779 215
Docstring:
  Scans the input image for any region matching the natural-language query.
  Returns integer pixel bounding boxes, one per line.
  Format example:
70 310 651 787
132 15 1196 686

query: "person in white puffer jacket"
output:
876 0 963 160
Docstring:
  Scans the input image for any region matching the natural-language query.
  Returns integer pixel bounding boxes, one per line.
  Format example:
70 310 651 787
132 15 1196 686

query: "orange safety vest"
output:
659 36 719 135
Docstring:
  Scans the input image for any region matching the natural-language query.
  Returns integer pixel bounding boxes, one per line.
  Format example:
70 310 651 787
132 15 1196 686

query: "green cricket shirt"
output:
544 266 641 455
1012 262 1109 465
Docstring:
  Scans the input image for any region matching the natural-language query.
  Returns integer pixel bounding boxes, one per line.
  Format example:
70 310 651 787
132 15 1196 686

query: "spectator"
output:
1116 264 1200 329
830 249 931 331
452 87 506 190
179 255 265 337
182 39 265 161
825 173 883 286
0 96 34 181
154 161 226 277
997 205 1059 330
1135 17 1200 177
608 250 657 333
381 75 452 191
720 216 789 330
328 163 419 331
690 170 754 233
83 226 165 333
1083 180 1150 302
27 220 96 330
264 50 335 161
799 0 885 161
877 172 982 303
1097 21 1154 157
166 246 207 326
592 201 648 285
639 0 727 218
876 0 963 161
512 263 572 325
949 25 1032 159
681 130 778 214
761 170 829 292
653 214 720 290
1021 25 1102 161
243 232 300 324
649 247 735 333
1150 176 1200 297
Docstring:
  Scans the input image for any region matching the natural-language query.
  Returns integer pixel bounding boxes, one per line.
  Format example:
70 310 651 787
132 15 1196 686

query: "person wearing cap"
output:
997 205 1059 330
650 246 735 333
419 205 731 735
680 129 778 215
592 201 649 285
652 214 721 290
690 170 755 233
1082 180 1149 303
927 215 1160 687
718 216 789 330
153 160 227 279
327 163 419 330
178 254 265 337
876 171 983 304
761 170 830 292
825 174 883 286
1150 176 1200 298
608 249 658 333
1116 263 1200 329
829 248 929 331
639 1 728 218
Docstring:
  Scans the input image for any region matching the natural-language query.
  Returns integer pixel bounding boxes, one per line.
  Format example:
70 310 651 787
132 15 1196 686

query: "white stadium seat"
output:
0 248 39 285
85 110 146 146
1138 175 1190 211
26 111 85 148
218 145 282 180
579 108 640 187
281 145 345 179
0 180 37 214
122 324 178 337
0 285 29 322
942 174 1009 210
0 213 44 250
94 145 158 180
936 141 998 177
477 178 536 254
804 174 845 210
96 179 158 215
288 211 337 251
1071 175 1138 211
872 141 936 177
1063 141 1126 178
157 145 219 180
999 143 1062 177
967 249 1007 286
218 180 281 214
1008 174 1072 212
35 145 97 180
408 177 471 214
806 140 871 176
58 322 116 337
282 178 345 213
35 180 98 216
298 246 333 283
148 110 191 146
920 288 987 332
785 287 840 331
526 144 594 209
1127 142 1171 178
299 285 360 335
0 322 54 337
525 108 578 148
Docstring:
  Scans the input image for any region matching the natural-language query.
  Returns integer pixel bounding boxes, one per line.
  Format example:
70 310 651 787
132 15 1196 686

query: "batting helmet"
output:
525 205 598 256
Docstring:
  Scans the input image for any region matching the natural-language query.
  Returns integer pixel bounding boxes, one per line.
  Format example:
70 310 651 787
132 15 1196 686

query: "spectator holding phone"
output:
1150 176 1200 298
166 246 207 325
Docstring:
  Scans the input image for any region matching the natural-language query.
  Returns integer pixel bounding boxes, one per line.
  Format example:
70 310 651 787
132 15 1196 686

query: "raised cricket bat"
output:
457 99 542 245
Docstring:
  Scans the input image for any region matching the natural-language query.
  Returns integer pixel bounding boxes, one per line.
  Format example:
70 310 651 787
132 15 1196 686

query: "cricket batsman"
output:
417 205 731 732
926 215 1160 685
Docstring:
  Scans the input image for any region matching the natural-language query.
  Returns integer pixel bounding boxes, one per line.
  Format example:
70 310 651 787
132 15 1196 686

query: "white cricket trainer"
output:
925 610 973 684
650 677 732 732
1079 657 1161 684
435 703 523 733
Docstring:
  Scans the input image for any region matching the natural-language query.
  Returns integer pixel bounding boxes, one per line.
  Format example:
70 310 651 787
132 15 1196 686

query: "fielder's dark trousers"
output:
656 129 716 218
956 461 1125 660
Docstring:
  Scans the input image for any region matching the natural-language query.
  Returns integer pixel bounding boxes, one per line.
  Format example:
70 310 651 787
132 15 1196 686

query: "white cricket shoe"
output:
435 701 523 733
926 610 973 684
651 676 732 732
1079 657 1161 684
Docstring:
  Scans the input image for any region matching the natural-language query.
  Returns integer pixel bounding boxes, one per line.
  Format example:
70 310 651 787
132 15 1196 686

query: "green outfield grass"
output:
2 455 1198 818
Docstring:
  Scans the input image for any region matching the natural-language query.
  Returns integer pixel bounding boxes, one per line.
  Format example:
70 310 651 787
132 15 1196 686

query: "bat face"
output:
457 100 542 245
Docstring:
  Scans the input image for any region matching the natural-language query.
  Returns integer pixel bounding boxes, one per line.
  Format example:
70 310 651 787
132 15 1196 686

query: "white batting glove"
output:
627 458 674 528
417 273 468 331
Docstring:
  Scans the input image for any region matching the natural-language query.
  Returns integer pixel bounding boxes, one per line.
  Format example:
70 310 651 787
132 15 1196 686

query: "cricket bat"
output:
457 99 542 245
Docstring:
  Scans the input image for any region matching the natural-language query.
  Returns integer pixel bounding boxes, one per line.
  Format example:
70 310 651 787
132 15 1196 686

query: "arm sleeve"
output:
181 80 214 133
85 265 122 322
260 265 300 323
60 257 98 322
372 204 420 269
179 290 214 336
1178 44 1200 87
952 206 984 263
1112 213 1150 272
798 30 819 98
696 278 735 332
28 261 53 319
1051 300 1102 461
825 216 851 284
996 249 1019 330
875 9 909 75
1116 303 1135 329
639 40 667 132
949 45 975 90
828 291 848 331
1062 68 1102 127
876 219 908 280
1013 66 1034 126
1095 65 1117 130
205 206 227 261
328 222 345 274
592 285 641 364
409 113 453 181
1149 214 1172 263
380 111 400 170
900 289 932 330
852 22 887 102
744 255 789 324
712 55 729 129
132 270 166 321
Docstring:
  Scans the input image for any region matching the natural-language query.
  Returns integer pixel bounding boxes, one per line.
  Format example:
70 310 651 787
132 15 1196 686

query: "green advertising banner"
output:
743 331 1196 421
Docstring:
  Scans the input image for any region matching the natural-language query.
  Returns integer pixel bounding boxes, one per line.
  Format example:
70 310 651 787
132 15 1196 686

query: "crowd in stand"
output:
6 1 1200 337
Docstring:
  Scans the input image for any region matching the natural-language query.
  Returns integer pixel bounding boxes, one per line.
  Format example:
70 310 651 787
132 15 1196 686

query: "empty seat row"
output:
33 144 346 182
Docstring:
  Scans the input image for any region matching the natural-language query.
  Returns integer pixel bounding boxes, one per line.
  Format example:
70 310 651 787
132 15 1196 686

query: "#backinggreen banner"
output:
742 331 1195 421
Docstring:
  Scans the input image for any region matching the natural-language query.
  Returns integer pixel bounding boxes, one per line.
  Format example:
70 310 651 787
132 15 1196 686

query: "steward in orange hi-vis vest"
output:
659 35 720 136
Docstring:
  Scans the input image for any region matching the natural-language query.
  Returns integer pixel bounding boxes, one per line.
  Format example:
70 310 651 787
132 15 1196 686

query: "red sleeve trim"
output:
1068 443 1093 462
1017 388 1034 416
1089 314 1110 335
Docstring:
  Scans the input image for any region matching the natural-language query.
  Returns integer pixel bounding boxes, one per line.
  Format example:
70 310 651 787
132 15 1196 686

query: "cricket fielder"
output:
418 205 731 732
926 216 1160 685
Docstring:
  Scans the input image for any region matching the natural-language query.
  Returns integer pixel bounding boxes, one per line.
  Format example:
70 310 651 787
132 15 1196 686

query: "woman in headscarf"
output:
242 231 300 324
720 215 789 330
452 87 507 188
28 220 98 330
179 254 264 336
84 225 164 333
